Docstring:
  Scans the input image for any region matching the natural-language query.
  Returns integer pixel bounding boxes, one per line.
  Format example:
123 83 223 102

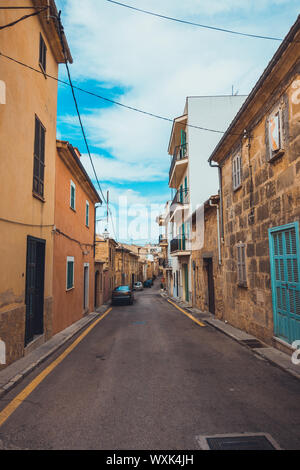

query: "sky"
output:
55 0 299 244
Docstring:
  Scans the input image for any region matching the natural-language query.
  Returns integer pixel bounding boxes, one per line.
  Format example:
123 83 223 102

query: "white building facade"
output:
168 95 247 305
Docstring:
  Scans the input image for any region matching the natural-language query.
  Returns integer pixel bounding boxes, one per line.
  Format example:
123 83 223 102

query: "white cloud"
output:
56 0 299 241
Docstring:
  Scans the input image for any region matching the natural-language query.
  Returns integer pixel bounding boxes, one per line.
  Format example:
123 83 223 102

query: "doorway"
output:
204 257 215 315
269 222 300 344
84 264 89 311
25 236 46 346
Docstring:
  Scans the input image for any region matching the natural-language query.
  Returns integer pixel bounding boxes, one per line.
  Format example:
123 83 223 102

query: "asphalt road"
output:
0 281 300 450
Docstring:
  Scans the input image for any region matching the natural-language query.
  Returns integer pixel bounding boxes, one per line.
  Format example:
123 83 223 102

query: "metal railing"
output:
171 188 189 208
169 143 188 181
159 234 168 244
170 236 191 253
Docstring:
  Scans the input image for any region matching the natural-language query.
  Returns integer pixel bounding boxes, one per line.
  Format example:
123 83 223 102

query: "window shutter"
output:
232 157 236 190
67 260 74 290
39 34 47 72
33 116 45 197
86 201 89 226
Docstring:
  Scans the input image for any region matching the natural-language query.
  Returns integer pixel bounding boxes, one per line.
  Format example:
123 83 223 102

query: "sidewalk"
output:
0 303 111 399
161 291 300 381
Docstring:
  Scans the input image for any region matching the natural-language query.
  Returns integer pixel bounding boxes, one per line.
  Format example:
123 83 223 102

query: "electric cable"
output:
0 7 48 31
105 0 285 42
0 51 242 136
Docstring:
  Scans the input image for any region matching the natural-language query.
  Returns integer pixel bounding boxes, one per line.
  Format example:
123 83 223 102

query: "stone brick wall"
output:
221 72 300 345
0 305 26 370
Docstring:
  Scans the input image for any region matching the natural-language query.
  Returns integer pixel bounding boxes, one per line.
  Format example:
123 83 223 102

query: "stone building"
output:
191 196 223 316
95 236 118 303
208 15 300 352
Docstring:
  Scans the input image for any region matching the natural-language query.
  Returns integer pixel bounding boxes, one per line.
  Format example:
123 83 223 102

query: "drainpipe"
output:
208 160 224 242
209 199 222 266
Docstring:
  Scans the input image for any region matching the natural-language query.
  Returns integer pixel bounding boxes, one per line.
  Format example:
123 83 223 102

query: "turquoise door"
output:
269 222 300 344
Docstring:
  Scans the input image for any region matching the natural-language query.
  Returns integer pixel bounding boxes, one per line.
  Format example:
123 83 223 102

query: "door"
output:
269 222 300 344
25 236 46 346
183 264 189 302
84 264 89 310
95 271 99 308
204 258 215 315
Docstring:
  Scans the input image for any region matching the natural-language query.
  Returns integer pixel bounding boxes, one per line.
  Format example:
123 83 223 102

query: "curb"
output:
0 304 111 399
161 293 300 381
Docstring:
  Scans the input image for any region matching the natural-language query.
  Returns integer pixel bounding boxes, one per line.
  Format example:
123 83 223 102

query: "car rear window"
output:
115 286 130 291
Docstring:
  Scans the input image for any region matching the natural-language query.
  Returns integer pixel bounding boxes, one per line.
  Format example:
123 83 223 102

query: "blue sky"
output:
55 0 299 243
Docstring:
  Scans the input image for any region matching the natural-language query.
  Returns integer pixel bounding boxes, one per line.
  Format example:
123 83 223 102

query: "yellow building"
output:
0 1 72 367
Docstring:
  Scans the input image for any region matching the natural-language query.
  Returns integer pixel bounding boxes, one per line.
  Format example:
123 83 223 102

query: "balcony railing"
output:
159 234 168 244
170 236 188 253
171 188 189 208
169 143 188 181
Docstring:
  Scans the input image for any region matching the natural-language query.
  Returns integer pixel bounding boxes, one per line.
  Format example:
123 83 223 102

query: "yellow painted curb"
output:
167 299 206 327
0 308 112 428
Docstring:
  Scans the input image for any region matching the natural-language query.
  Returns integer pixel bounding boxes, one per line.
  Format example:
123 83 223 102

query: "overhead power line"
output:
56 13 108 204
0 51 242 136
105 0 285 42
56 12 118 241
0 7 48 31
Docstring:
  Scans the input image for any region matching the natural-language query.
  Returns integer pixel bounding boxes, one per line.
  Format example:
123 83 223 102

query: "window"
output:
39 34 47 73
86 201 90 227
66 257 74 290
33 116 46 198
237 244 247 286
267 108 284 161
232 154 242 191
70 181 76 210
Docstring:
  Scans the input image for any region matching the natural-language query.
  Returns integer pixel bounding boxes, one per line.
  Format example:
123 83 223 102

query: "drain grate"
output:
241 339 265 349
197 433 281 450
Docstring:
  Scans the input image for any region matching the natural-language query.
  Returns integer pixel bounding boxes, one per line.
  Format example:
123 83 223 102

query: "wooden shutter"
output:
39 34 47 72
33 116 45 197
233 155 242 190
67 259 74 290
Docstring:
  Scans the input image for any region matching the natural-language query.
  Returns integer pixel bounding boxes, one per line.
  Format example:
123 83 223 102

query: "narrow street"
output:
0 281 299 450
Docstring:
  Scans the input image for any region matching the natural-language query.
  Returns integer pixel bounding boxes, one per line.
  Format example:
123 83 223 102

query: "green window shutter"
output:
70 183 75 209
181 130 186 146
86 202 89 226
180 185 183 203
67 260 74 289
184 176 188 195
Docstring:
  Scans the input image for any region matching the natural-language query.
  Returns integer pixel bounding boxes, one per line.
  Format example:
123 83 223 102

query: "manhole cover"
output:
197 433 281 450
241 339 265 348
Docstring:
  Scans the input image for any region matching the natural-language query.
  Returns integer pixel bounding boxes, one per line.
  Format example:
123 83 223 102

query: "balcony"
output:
170 236 191 256
169 143 189 188
159 234 168 246
170 188 189 220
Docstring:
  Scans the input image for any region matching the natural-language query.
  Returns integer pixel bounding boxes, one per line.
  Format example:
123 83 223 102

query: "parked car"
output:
133 282 143 291
143 280 152 288
112 286 134 305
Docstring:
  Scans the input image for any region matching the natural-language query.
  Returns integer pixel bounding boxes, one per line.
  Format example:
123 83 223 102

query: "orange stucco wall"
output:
52 149 97 335
0 2 60 365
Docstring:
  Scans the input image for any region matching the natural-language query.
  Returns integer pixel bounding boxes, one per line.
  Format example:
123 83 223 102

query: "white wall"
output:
187 95 247 212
